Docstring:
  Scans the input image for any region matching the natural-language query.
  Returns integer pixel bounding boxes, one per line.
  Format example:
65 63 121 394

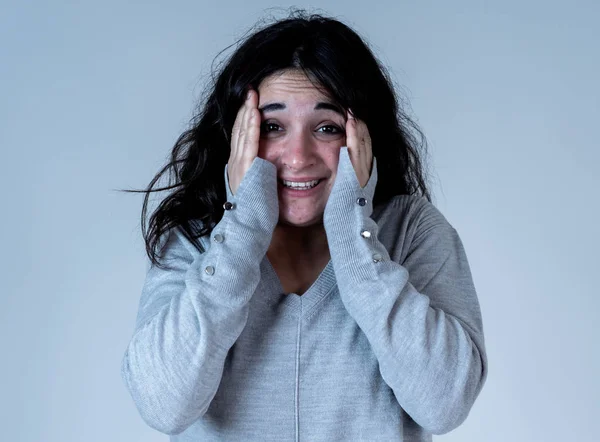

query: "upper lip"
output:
279 177 324 182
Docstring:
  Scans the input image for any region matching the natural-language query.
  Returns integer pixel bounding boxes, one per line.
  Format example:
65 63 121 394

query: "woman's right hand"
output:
227 88 260 196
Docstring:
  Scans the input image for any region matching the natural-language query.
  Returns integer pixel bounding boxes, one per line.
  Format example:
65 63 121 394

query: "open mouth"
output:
279 178 324 190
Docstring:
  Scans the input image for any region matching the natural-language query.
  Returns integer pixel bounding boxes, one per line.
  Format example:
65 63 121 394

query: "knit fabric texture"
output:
121 147 488 441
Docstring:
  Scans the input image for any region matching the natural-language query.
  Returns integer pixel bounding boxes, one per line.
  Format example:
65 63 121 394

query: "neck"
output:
267 222 330 264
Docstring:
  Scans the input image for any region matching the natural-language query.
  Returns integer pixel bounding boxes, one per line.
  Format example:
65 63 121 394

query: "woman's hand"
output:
227 88 260 195
345 110 373 188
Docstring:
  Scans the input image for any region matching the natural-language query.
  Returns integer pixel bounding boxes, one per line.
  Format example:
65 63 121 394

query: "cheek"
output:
326 150 341 176
320 150 341 195
257 141 277 162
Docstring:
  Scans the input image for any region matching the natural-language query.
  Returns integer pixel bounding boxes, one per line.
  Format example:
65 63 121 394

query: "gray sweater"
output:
120 147 488 441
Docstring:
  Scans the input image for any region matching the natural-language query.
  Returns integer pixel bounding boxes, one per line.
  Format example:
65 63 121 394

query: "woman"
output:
120 10 488 441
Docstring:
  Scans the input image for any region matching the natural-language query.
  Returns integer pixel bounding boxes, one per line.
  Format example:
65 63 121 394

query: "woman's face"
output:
257 69 347 227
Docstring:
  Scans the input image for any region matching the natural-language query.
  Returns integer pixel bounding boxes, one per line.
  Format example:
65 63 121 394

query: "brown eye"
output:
318 125 343 134
261 122 281 133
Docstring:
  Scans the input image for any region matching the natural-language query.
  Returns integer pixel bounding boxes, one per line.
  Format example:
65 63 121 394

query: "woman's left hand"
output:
345 109 373 188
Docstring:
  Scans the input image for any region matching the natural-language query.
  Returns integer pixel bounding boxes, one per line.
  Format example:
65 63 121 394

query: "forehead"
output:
257 69 332 101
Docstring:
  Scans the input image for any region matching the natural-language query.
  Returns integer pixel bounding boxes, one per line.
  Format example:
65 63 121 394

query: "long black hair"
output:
122 9 432 269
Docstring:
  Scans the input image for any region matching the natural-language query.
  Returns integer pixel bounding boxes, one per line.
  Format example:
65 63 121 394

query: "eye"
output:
317 125 343 134
261 122 281 133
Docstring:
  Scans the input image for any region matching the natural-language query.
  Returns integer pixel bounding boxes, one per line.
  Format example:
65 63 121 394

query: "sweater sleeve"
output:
120 157 279 436
323 147 488 436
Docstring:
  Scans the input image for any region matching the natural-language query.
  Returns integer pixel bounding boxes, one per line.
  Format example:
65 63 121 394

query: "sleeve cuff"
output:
220 157 279 244
324 146 378 222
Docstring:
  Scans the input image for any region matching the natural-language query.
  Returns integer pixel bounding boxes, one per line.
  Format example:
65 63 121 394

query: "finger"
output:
237 90 254 162
352 115 366 159
353 117 372 185
243 90 260 160
363 123 373 174
346 109 358 160
231 110 242 158
357 118 368 160
355 119 368 178
231 91 250 160
244 108 259 161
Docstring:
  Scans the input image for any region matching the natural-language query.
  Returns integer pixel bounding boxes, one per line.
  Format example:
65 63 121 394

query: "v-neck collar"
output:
255 255 337 318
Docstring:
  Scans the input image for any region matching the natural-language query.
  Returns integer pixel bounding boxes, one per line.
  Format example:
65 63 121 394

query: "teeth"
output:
282 179 320 189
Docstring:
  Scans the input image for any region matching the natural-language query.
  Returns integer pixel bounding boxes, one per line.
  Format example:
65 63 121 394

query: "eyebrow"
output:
258 102 345 117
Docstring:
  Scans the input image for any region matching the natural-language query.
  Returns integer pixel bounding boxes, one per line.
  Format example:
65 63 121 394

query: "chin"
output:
278 213 324 228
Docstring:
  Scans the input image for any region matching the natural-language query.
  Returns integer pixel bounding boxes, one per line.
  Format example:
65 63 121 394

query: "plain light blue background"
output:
2 1 598 441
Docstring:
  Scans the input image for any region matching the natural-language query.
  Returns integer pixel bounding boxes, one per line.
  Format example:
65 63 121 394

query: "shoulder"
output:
154 219 210 268
373 194 458 262
374 194 454 231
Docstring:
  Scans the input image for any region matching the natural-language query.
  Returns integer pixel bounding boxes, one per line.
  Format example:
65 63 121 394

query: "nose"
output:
280 130 317 172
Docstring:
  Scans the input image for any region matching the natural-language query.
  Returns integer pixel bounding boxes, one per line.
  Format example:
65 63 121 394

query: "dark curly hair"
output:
121 8 432 269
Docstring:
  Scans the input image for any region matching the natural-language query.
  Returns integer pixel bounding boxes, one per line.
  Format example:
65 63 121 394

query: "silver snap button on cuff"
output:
213 233 224 243
205 266 215 275
372 253 383 263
